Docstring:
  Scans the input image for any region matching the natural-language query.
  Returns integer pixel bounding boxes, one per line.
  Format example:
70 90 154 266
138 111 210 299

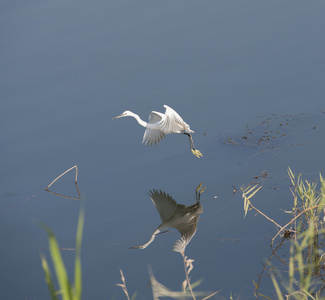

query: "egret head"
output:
112 110 133 120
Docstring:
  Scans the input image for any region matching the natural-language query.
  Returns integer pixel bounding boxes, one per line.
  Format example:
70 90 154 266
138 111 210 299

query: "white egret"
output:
129 188 203 253
112 105 202 158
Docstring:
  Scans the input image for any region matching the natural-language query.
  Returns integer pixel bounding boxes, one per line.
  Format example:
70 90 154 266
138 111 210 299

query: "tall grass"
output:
272 169 325 299
242 168 325 299
38 199 85 300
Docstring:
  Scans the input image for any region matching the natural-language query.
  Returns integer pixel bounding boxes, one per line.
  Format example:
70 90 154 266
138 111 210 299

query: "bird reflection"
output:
130 186 204 253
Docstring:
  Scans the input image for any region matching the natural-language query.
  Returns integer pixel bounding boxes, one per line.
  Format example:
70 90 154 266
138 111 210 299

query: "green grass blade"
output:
257 293 272 300
270 274 284 300
39 222 72 300
40 253 58 300
187 278 203 290
288 167 295 186
74 198 85 300
131 292 137 300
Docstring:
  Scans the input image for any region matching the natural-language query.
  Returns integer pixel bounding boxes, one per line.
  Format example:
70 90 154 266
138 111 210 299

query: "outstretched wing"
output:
142 111 166 146
142 129 165 146
173 236 191 253
148 189 181 222
173 214 200 253
163 105 190 133
142 105 192 146
176 214 200 237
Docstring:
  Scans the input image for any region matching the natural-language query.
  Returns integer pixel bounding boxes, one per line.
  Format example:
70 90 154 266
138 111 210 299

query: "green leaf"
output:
39 222 72 300
270 274 284 300
74 198 85 300
40 253 58 300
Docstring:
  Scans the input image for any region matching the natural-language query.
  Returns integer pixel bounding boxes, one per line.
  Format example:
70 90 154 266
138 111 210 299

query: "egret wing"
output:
163 105 184 123
173 236 191 253
148 111 163 124
173 216 199 253
142 111 166 146
176 215 200 237
162 105 192 133
142 129 165 146
165 105 187 129
149 190 181 222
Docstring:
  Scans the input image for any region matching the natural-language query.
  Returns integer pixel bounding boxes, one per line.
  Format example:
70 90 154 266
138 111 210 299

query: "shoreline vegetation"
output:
243 168 325 299
39 167 325 299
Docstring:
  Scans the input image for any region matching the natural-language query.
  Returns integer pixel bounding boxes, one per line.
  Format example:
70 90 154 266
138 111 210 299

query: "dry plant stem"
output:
117 269 131 300
45 165 78 190
201 290 222 300
181 251 196 300
285 291 309 300
46 184 81 200
254 238 286 297
249 202 282 229
45 165 81 200
271 204 321 246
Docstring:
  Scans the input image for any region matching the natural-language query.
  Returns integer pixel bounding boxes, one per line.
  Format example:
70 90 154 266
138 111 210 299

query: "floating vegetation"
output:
222 111 325 153
223 114 295 148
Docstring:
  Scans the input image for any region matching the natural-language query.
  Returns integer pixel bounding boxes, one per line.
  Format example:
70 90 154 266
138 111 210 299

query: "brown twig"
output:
45 165 80 200
46 185 81 200
254 238 286 297
202 290 222 300
249 202 282 230
271 204 321 246
45 165 78 190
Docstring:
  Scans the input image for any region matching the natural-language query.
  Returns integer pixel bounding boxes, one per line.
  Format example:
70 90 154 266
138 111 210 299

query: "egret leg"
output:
181 132 203 158
182 133 195 150
188 134 195 151
196 190 200 203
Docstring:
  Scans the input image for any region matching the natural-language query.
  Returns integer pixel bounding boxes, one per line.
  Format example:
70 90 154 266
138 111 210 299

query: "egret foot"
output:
191 149 203 158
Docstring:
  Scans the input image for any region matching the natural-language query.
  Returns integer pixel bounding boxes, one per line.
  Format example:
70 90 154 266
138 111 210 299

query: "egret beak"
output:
112 114 123 120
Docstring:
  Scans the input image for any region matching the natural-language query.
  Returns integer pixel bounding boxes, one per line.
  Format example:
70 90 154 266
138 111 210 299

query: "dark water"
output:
1 1 325 299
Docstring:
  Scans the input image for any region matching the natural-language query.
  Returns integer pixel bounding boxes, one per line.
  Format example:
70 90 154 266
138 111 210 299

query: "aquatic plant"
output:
242 168 325 299
38 199 85 300
271 169 325 299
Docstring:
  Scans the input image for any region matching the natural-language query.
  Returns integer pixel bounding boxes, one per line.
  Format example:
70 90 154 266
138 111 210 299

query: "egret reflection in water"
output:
130 184 204 252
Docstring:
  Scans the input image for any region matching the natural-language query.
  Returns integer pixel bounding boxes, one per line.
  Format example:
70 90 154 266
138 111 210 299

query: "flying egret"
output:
129 186 204 253
112 105 202 158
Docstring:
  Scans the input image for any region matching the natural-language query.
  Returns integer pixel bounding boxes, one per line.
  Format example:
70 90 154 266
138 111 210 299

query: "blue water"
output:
1 1 325 299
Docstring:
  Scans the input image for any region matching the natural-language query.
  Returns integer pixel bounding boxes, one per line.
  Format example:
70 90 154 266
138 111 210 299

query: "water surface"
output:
1 1 325 299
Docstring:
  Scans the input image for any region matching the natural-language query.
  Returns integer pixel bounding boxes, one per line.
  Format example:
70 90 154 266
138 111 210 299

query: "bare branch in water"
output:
45 165 80 200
